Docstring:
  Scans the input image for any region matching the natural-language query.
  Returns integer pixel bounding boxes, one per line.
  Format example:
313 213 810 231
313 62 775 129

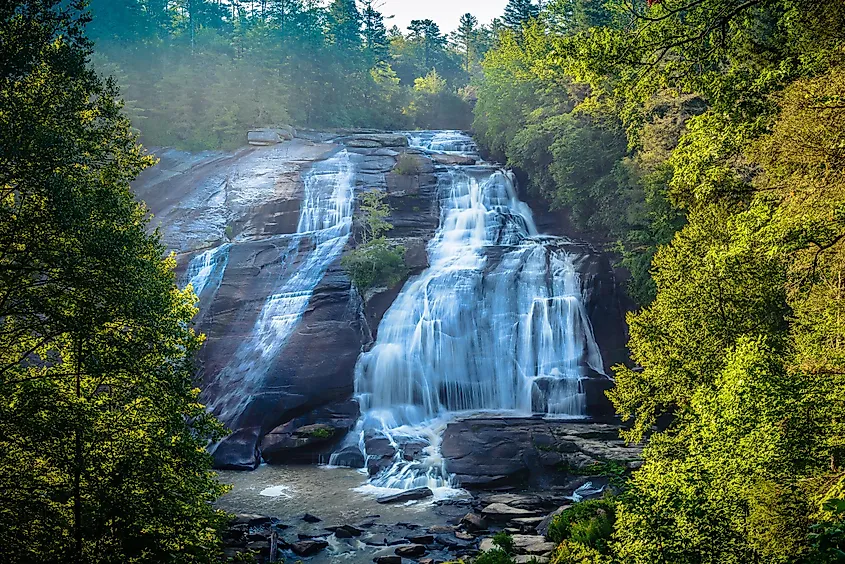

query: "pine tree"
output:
454 13 479 73
360 0 388 66
0 2 228 562
407 19 445 70
502 0 540 30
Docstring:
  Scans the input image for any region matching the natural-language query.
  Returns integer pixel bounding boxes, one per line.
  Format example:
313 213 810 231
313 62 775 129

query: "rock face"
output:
260 399 360 464
441 417 642 488
133 131 631 472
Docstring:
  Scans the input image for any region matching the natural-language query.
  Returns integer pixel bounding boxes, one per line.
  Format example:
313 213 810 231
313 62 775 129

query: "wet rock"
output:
261 399 360 464
455 531 475 540
395 544 427 557
332 444 366 468
341 133 409 148
291 539 328 557
482 503 541 520
302 513 322 523
374 557 401 564
430 153 477 166
427 525 455 534
232 514 273 527
442 418 642 488
406 534 435 545
376 487 434 504
516 557 549 564
460 513 487 532
328 524 364 539
434 533 474 549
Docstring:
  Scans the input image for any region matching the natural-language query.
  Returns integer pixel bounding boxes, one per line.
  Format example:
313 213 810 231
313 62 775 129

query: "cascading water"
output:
185 243 231 300
205 150 355 428
339 133 606 493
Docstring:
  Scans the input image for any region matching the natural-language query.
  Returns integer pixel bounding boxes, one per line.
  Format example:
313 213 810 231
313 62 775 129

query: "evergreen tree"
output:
454 13 479 73
502 0 540 30
327 0 362 52
0 2 228 562
360 0 388 66
407 19 445 70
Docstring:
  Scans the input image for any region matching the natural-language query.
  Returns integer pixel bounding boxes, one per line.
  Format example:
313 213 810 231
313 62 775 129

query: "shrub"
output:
547 499 616 552
394 153 423 176
341 238 408 298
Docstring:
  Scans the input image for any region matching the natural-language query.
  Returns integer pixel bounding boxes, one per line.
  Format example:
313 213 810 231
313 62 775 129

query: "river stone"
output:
302 513 322 523
516 557 550 564
376 487 433 504
342 133 409 148
460 512 486 532
374 557 401 564
291 539 328 556
482 504 541 519
512 534 556 555
406 534 435 545
395 544 427 557
479 538 496 552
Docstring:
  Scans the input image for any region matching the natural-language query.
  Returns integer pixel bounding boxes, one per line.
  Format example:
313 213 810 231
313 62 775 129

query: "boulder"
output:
376 487 433 504
260 399 359 464
291 540 328 556
374 557 401 564
511 534 556 555
481 503 541 520
442 417 642 488
395 544 427 557
406 534 435 545
537 506 570 539
302 513 322 523
460 513 487 532
342 133 410 148
248 126 295 146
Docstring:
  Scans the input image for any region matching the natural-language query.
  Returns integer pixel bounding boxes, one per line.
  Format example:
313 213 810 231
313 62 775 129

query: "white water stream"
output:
335 132 606 492
196 150 356 428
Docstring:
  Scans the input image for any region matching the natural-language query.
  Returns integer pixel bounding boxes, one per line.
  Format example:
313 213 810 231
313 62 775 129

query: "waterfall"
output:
206 150 355 428
341 133 605 492
185 243 231 300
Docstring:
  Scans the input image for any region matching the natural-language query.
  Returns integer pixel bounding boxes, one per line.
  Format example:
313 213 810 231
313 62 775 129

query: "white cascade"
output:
207 151 355 427
340 133 605 493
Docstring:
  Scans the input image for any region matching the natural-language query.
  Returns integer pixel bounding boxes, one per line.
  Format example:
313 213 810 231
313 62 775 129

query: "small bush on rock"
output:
394 153 423 175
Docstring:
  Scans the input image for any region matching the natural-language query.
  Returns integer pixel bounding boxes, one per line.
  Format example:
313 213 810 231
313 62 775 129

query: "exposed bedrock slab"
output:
441 417 642 489
205 262 369 469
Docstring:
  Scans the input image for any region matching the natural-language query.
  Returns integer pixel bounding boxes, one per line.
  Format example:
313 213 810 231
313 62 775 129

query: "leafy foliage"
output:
473 0 845 562
0 2 228 562
342 191 408 298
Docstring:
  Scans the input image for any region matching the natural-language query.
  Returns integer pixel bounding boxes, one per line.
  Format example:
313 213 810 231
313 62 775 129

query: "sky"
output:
376 0 510 34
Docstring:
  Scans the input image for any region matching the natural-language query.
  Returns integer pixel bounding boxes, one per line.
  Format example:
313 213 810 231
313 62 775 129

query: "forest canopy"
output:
471 0 845 562
85 0 497 150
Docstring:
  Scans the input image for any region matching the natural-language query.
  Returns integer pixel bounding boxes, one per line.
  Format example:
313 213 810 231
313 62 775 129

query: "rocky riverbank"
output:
216 417 641 563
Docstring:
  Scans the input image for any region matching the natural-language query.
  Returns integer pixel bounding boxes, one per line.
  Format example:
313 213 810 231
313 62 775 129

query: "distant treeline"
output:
87 0 504 150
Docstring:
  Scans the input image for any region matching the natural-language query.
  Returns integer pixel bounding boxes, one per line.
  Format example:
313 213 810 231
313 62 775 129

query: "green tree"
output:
0 2 229 562
454 13 479 73
502 0 540 30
